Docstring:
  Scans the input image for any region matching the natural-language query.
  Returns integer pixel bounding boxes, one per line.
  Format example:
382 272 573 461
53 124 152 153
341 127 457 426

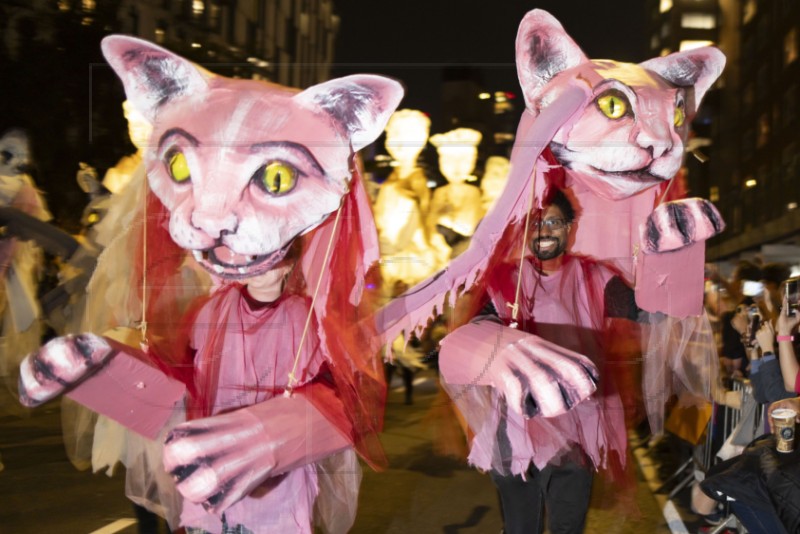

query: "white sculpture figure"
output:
373 109 438 286
102 100 152 195
428 128 483 261
480 155 510 214
0 129 51 392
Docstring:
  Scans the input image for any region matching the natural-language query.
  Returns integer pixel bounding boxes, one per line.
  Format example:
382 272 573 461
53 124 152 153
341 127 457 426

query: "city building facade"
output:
645 0 800 264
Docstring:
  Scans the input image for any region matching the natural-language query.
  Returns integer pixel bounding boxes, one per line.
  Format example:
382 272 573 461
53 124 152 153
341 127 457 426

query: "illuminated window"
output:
192 0 205 15
57 0 70 11
82 0 95 11
710 186 719 202
651 34 659 50
661 22 670 38
155 28 166 44
745 178 757 188
681 13 715 29
743 0 757 24
660 0 673 13
785 28 798 65
679 40 715 51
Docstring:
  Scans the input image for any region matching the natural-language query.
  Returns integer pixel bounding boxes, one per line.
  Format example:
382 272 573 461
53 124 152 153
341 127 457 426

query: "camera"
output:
786 276 800 314
737 303 761 347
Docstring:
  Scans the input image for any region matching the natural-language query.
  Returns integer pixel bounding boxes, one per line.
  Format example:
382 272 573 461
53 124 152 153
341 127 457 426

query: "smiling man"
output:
444 187 642 534
530 189 574 267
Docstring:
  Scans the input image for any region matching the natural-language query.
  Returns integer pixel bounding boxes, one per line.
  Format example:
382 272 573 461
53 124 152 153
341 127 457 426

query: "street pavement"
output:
1 370 684 533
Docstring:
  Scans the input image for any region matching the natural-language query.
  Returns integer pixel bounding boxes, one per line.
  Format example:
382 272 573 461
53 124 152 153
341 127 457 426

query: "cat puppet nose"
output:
191 211 238 238
635 122 673 159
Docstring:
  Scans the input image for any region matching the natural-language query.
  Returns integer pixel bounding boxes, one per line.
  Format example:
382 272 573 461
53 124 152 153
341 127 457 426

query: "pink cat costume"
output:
377 9 726 480
440 252 629 478
18 36 402 533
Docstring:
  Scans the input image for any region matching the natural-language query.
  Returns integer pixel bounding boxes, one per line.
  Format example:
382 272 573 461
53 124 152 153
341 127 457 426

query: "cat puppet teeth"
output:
191 242 292 280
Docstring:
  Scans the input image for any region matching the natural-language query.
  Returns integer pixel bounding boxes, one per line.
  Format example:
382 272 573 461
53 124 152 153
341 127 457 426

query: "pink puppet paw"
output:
440 322 598 419
492 335 599 418
18 334 116 407
642 198 725 253
162 409 275 514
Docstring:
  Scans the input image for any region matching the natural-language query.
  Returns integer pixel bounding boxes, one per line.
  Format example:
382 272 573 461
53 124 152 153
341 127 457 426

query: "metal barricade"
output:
702 377 766 472
697 377 769 534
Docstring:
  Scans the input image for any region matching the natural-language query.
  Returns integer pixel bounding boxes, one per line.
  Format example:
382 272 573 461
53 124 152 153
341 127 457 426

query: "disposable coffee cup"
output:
771 408 797 453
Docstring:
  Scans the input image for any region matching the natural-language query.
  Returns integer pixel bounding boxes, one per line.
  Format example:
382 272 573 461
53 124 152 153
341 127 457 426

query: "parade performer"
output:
18 35 402 534
378 9 726 437
374 14 725 532
0 128 52 393
443 187 636 533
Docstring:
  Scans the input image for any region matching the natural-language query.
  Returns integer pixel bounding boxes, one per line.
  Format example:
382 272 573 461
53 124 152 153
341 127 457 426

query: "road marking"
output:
89 518 137 534
663 500 690 534
631 434 690 534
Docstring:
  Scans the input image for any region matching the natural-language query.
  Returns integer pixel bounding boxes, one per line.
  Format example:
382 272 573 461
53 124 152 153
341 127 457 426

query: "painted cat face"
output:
516 10 725 200
102 36 402 279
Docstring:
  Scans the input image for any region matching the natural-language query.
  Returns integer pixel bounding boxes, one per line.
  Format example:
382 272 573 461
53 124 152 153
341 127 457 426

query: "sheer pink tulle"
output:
296 169 387 470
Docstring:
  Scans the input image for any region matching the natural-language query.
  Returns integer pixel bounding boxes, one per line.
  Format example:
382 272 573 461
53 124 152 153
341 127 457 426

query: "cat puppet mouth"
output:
191 243 292 280
550 143 669 185
598 167 667 184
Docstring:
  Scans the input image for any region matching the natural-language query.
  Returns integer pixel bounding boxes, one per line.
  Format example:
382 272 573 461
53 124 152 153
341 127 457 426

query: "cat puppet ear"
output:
294 75 404 151
515 9 589 110
640 48 726 115
101 35 210 123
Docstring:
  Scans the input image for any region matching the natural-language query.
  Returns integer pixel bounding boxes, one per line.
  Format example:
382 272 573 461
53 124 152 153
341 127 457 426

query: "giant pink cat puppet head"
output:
102 35 403 280
516 10 724 201
376 9 724 344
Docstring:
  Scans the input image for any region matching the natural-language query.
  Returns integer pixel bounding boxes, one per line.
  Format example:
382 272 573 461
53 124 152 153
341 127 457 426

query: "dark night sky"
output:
332 1 646 131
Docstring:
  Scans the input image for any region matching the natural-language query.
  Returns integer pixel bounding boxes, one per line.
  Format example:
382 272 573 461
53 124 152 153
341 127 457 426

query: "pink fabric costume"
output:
440 254 628 477
180 286 329 532
17 35 403 534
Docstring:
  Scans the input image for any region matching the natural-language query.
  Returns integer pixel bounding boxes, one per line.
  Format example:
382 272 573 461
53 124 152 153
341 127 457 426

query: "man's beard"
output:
532 236 566 261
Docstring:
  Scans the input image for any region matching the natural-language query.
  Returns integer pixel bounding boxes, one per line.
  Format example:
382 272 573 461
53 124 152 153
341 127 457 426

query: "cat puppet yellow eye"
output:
596 93 628 120
261 162 297 195
168 151 191 183
674 105 686 127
